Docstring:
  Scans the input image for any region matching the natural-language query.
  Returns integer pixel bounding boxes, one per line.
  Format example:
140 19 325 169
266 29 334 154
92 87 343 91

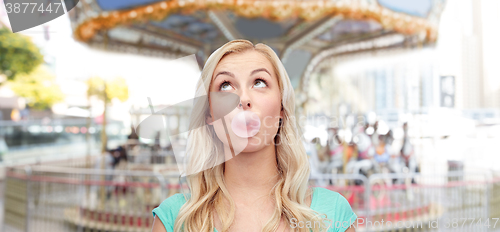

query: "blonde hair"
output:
174 40 328 232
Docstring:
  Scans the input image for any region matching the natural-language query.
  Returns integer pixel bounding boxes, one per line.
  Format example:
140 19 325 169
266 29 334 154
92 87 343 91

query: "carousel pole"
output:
99 33 110 210
99 81 108 210
85 92 92 208
86 99 91 168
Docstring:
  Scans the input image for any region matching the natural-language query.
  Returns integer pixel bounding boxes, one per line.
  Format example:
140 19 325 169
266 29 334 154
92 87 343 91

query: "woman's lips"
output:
231 111 261 138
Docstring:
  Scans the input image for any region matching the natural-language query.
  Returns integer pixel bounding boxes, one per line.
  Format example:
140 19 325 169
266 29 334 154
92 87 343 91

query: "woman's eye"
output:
254 79 267 88
219 79 267 91
220 81 233 91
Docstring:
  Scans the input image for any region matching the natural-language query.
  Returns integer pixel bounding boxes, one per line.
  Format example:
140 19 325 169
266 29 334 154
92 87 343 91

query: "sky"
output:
377 0 432 17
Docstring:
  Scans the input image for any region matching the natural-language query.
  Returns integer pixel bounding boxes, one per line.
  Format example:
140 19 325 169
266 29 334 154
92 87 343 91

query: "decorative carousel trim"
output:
74 0 439 44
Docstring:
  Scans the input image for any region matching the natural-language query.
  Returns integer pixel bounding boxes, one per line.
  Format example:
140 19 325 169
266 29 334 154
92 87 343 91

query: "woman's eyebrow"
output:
251 68 271 76
214 68 271 81
214 71 234 80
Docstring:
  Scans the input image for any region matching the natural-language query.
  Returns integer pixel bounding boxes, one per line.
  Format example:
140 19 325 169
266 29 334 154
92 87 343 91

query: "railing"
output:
4 166 175 232
3 166 500 232
309 170 500 231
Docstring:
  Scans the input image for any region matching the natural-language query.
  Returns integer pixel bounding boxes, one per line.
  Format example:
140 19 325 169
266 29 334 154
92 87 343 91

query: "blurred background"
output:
0 0 499 231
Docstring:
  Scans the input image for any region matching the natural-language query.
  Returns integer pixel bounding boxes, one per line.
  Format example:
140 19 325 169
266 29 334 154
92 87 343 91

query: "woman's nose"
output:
237 91 252 110
238 101 251 109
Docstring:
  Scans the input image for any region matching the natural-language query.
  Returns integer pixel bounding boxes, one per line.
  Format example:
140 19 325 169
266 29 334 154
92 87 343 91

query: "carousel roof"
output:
70 0 444 57
68 0 446 92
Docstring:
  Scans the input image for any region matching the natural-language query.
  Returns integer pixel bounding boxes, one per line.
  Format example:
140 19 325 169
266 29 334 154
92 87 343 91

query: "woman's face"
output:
207 50 283 155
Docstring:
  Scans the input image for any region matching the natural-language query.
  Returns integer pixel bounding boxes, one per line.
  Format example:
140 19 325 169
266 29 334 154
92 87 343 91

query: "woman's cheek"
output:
260 116 272 129
212 119 228 143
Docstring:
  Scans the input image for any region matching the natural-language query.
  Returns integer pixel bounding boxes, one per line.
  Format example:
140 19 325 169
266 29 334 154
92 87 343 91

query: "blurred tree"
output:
8 65 64 110
0 27 44 81
86 76 129 153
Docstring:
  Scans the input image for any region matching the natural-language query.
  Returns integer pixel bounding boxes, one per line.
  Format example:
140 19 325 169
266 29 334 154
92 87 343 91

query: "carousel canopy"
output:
69 0 446 91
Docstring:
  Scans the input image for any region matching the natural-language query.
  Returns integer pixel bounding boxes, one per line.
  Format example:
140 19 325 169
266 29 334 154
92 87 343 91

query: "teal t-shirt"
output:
152 187 357 232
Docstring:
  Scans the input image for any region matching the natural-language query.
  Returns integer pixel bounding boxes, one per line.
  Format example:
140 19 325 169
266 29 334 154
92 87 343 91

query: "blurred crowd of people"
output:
93 145 129 198
94 122 419 188
304 120 418 185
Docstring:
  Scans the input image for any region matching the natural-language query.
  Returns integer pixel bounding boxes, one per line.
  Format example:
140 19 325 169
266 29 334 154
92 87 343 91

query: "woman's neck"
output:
223 144 280 202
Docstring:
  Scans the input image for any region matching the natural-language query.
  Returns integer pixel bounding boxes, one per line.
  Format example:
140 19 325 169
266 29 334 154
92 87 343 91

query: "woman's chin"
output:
225 136 259 154
244 137 278 153
241 142 262 153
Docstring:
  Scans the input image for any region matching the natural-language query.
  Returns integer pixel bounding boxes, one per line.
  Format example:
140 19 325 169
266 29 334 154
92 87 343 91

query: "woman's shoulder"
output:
162 192 189 205
313 187 351 209
313 187 344 200
152 193 191 231
312 187 358 230
155 193 190 213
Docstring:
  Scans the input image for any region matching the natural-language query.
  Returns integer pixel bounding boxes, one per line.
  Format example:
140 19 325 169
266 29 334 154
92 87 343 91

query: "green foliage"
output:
106 77 129 102
86 76 129 103
9 65 64 110
0 27 44 80
86 76 106 99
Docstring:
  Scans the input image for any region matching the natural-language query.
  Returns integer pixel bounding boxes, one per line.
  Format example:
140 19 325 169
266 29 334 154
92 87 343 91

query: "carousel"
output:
68 0 445 116
65 0 447 231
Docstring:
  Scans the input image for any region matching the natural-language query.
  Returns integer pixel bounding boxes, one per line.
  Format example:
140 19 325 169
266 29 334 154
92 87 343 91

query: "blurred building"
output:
458 0 500 122
439 0 500 113
307 0 500 125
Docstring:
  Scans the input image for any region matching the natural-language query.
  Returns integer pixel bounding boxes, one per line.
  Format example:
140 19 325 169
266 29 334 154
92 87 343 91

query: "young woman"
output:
151 40 357 232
